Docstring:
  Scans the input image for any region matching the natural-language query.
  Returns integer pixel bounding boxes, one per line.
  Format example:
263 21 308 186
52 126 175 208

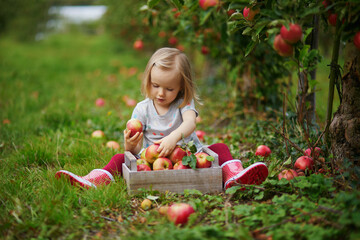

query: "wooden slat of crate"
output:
122 147 223 194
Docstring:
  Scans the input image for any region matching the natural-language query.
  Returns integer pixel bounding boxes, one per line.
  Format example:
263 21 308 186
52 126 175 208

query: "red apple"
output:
145 144 160 164
201 46 210 55
199 0 219 10
280 24 302 44
140 149 146 159
328 13 337 26
354 32 360 50
91 130 105 138
153 157 173 170
304 147 323 158
227 9 236 17
243 7 259 21
168 36 178 45
95 98 105 107
195 130 206 141
294 156 314 171
255 145 271 157
126 98 137 107
169 146 187 164
278 169 298 181
137 164 151 171
195 152 211 168
167 203 195 225
174 161 191 170
106 141 120 150
136 159 151 168
126 119 143 138
141 199 152 210
133 40 144 50
273 34 294 57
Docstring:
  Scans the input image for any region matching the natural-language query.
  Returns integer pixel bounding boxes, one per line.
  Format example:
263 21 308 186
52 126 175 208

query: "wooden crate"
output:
122 147 223 194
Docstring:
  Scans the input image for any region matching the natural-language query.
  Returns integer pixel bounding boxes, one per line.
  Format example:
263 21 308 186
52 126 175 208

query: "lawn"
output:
0 31 359 240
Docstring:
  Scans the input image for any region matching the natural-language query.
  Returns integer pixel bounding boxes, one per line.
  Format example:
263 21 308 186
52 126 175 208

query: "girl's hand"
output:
124 129 143 153
154 135 178 157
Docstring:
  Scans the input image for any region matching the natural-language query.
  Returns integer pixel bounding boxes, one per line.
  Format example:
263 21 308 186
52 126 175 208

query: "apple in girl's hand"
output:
199 0 219 10
278 169 298 181
167 203 195 225
95 98 105 107
141 199 152 210
91 130 105 138
294 156 314 171
255 145 271 157
126 119 143 137
280 23 302 44
169 146 187 164
174 161 191 170
195 152 211 168
153 157 173 170
145 144 160 164
106 141 120 150
304 147 323 158
195 130 206 141
137 164 151 172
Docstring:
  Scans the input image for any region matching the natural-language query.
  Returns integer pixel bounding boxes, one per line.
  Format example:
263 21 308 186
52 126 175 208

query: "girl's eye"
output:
167 88 174 91
152 84 159 88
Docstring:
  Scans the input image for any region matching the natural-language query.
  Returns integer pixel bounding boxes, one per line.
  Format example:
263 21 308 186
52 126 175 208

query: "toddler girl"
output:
55 47 268 189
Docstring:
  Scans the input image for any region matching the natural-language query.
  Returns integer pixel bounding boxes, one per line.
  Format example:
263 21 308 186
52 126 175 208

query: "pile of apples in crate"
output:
126 119 214 171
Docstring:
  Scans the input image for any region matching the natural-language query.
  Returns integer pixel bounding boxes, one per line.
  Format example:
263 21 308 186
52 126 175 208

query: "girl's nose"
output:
158 88 165 96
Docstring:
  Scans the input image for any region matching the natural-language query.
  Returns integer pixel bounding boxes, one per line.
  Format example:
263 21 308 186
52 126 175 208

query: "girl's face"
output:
150 66 182 110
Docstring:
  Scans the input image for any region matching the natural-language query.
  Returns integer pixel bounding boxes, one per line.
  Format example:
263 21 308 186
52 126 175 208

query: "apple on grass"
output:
304 147 323 158
255 145 271 157
126 119 143 137
167 203 195 225
91 130 105 138
278 169 298 181
158 205 169 216
141 199 152 210
280 23 302 44
106 141 120 150
174 161 191 170
145 144 160 164
95 98 105 107
169 146 187 164
195 152 212 168
153 157 173 171
195 130 206 141
294 156 314 172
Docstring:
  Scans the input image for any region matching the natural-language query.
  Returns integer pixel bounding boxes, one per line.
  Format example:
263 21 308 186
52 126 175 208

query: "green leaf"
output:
182 155 197 169
200 9 213 25
225 185 241 194
171 0 184 9
147 0 160 9
245 41 256 57
206 156 214 162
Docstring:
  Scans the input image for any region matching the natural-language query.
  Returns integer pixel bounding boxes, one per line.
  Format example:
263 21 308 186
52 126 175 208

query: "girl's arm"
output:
124 129 143 155
155 110 196 157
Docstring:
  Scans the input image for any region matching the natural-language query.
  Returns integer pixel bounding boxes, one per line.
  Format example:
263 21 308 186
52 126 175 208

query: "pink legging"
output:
103 143 233 177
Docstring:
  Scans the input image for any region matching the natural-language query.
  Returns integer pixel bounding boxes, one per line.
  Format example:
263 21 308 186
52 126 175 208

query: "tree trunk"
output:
329 44 360 165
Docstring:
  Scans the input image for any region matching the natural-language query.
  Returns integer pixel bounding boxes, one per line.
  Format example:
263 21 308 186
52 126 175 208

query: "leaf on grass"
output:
146 195 159 201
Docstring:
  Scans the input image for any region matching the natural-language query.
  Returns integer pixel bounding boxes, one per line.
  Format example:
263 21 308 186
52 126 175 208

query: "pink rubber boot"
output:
55 169 115 189
222 160 268 190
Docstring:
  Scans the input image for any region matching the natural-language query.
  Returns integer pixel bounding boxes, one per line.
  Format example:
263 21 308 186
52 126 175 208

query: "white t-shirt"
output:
131 98 203 152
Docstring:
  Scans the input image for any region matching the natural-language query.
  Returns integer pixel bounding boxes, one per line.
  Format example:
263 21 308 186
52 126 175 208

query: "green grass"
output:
1 31 359 240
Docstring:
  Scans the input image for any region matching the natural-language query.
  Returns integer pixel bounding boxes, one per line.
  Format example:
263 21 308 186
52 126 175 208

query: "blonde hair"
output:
141 47 201 108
